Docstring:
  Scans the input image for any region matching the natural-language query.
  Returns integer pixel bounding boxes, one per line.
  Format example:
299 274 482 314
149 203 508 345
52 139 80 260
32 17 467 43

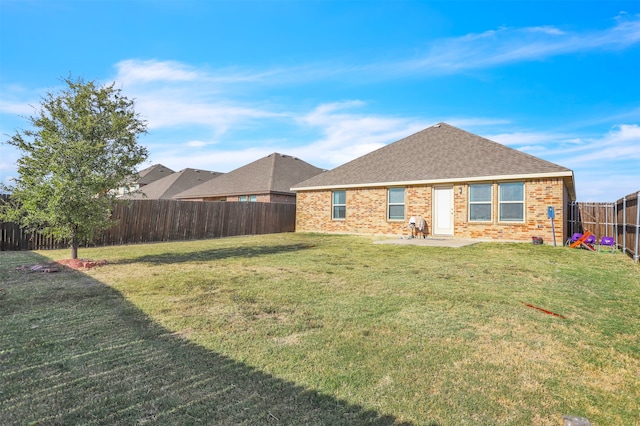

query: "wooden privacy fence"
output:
1 198 296 251
99 199 296 245
568 190 640 263
1 221 67 251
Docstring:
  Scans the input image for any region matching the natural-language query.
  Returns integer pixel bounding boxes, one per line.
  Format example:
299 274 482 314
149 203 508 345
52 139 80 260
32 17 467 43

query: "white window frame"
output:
469 183 493 222
332 190 346 220
498 182 525 222
387 187 405 221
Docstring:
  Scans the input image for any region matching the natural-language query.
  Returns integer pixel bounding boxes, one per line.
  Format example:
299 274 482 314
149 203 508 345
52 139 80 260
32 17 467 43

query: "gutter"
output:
291 171 575 192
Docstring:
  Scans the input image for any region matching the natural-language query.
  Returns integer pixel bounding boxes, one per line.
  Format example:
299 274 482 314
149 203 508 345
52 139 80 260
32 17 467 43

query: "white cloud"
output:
387 13 640 76
484 130 582 158
147 146 275 174
142 101 432 173
294 101 429 167
111 60 288 135
185 140 209 148
571 124 640 162
525 26 566 36
485 124 640 163
115 59 201 85
481 123 640 201
115 59 286 88
485 131 564 147
2 14 639 196
0 100 34 116
136 96 283 132
0 146 20 190
444 117 511 128
110 14 640 98
102 12 640 143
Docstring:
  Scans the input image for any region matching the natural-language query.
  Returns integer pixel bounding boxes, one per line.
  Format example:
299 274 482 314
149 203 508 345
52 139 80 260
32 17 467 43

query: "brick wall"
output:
269 193 297 204
192 193 296 204
296 178 569 244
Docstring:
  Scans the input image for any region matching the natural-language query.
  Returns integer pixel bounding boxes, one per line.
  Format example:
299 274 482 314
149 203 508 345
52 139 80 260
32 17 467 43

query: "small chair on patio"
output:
584 234 596 246
569 231 596 251
598 236 615 253
565 233 583 246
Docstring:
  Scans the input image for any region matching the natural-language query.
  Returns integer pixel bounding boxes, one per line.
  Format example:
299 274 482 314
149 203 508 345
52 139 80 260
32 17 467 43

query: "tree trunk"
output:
71 225 79 259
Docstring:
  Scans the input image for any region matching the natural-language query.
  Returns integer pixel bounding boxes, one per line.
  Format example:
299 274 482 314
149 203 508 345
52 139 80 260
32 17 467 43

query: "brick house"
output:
120 168 222 199
174 153 325 204
116 163 174 196
291 123 576 244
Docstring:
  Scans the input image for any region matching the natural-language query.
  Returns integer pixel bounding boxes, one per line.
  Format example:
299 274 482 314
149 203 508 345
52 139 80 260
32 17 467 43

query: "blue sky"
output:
1 0 639 202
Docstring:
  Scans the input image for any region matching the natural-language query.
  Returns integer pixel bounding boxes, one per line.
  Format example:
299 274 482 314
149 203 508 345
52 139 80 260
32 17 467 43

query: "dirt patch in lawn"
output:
57 259 107 270
16 259 107 273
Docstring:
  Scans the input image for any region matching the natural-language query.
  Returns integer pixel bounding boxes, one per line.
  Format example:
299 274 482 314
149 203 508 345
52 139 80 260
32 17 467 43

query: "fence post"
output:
610 203 615 239
568 202 572 236
569 201 576 236
622 196 627 255
615 201 619 249
607 202 613 240
634 191 640 263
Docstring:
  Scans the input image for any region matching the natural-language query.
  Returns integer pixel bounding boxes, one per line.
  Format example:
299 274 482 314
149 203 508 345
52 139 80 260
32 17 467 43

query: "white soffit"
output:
291 171 574 191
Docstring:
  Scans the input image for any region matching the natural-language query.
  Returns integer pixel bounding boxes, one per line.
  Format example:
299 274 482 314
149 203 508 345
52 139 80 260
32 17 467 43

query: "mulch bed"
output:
16 259 107 273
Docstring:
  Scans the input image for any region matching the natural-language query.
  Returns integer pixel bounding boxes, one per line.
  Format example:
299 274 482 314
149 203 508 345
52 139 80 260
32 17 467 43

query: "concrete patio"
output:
373 236 481 248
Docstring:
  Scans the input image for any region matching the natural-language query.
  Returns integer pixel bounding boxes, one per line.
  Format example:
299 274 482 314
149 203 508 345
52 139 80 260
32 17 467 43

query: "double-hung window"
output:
388 188 405 220
499 182 525 222
469 184 492 221
332 190 346 220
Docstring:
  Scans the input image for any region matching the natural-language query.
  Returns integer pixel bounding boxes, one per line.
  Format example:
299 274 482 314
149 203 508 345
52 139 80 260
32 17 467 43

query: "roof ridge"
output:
267 153 279 191
172 152 323 199
291 123 574 192
449 122 570 170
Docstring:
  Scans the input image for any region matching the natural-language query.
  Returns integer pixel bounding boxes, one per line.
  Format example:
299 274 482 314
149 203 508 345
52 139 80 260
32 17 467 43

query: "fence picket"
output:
1 198 296 251
568 190 640 262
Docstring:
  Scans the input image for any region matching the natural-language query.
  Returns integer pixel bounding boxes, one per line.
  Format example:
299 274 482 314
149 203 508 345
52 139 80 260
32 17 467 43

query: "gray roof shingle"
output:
292 123 574 190
122 168 222 199
174 153 325 199
137 164 175 186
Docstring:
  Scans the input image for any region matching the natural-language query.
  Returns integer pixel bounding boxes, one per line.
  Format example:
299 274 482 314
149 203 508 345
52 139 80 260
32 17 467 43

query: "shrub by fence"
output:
1 198 296 251
569 190 640 263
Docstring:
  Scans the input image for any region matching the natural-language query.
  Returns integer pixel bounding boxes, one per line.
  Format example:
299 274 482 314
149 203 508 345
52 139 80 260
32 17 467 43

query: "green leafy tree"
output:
1 77 148 259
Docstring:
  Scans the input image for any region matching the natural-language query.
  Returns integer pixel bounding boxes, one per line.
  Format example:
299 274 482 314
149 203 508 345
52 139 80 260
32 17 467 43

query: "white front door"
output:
434 186 454 235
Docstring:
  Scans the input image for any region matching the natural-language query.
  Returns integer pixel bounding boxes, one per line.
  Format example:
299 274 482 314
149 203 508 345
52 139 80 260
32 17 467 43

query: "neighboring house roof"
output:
122 168 223 199
137 164 175 186
174 153 325 199
292 122 575 198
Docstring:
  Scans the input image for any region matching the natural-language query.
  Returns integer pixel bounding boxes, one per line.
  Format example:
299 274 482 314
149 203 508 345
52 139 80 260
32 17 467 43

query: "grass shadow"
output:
0 251 409 425
114 243 315 266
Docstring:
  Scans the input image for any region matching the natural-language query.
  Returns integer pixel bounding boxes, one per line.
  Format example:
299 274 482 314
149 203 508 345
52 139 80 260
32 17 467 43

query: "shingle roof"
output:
122 168 222 199
137 164 175 185
173 153 325 199
292 123 574 192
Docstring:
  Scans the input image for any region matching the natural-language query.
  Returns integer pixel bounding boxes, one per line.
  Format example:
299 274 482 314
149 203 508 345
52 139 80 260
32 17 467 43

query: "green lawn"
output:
1 233 638 425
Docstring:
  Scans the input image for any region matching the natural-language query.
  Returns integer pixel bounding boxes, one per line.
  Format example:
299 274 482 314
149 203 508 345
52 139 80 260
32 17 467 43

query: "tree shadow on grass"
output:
114 243 315 266
0 251 412 425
